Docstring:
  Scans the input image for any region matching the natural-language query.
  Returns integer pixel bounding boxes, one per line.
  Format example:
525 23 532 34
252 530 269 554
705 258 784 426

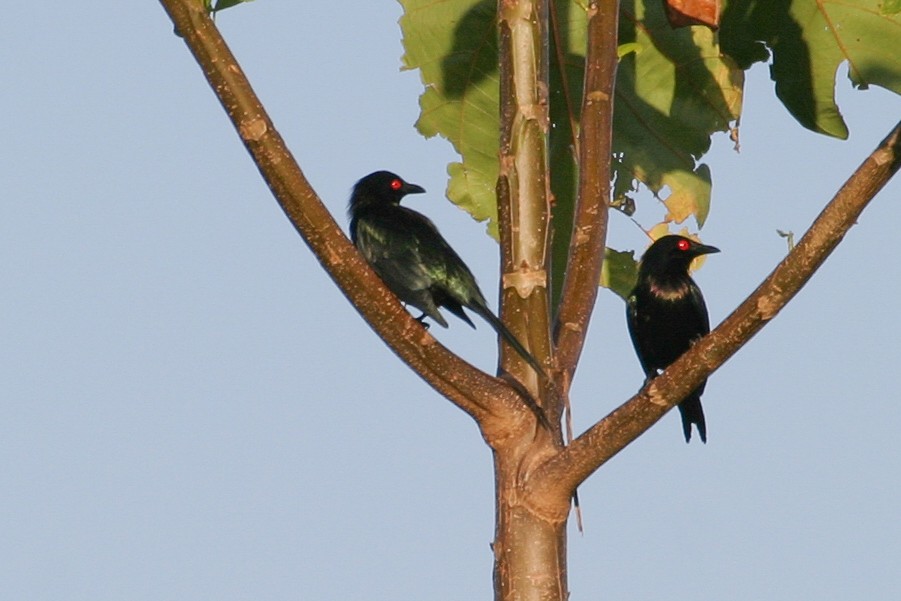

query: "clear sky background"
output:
3 3 900 600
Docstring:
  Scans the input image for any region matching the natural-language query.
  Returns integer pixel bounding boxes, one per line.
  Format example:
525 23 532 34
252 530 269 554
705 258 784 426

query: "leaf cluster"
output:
400 0 901 298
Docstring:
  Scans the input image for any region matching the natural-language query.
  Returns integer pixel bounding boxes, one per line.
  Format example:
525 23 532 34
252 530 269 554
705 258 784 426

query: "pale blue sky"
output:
2 3 900 600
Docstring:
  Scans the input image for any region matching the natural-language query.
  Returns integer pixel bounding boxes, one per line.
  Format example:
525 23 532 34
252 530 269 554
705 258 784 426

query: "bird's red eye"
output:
677 238 691 251
390 178 403 191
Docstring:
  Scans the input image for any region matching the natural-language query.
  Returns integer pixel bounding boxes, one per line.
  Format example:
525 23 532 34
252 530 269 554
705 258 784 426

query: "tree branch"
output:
496 0 554 399
494 3 569 600
552 0 619 380
157 0 536 435
531 119 901 502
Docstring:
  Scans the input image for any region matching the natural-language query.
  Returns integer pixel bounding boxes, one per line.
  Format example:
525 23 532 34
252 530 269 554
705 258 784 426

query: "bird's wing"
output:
688 282 711 336
389 208 484 306
625 291 656 377
353 209 437 296
354 206 487 330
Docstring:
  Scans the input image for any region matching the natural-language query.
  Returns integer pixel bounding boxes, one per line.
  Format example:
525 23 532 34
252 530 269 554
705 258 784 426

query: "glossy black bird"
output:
626 235 719 443
348 171 547 379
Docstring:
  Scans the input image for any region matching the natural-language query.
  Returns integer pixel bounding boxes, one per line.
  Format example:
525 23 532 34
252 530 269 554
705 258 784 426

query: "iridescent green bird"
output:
348 170 546 379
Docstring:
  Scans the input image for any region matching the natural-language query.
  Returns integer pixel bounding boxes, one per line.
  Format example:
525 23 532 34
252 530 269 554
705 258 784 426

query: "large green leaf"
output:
399 0 743 296
546 0 739 299
400 0 500 235
721 0 901 138
601 248 639 300
611 0 741 228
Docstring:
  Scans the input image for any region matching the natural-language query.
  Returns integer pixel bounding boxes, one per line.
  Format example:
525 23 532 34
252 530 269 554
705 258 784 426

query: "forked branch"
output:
158 0 540 434
531 119 901 502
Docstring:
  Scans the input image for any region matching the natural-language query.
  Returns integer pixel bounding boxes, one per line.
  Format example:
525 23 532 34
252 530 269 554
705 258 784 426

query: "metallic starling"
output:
348 170 547 380
626 235 719 443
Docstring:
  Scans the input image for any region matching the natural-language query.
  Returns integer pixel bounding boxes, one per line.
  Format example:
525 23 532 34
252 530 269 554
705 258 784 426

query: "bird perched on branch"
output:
348 170 547 380
626 234 719 443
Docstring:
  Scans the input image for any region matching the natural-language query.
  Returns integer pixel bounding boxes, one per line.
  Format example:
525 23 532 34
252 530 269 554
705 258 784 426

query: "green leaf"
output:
400 0 500 235
213 0 254 14
721 0 901 138
551 0 739 294
661 164 712 227
601 248 638 301
882 0 901 15
399 0 742 296
612 0 741 229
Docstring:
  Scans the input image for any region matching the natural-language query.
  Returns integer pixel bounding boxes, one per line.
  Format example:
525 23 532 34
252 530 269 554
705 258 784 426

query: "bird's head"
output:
349 171 426 210
639 235 720 275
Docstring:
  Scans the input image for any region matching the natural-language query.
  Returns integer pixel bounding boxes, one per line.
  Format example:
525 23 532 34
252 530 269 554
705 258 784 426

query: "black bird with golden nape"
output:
626 234 720 443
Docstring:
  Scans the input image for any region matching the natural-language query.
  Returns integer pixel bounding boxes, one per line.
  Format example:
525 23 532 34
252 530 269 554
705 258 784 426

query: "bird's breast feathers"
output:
647 276 692 301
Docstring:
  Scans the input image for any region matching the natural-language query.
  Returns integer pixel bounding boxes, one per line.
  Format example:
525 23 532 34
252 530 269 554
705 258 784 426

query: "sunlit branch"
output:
158 0 539 434
553 0 619 379
532 119 901 502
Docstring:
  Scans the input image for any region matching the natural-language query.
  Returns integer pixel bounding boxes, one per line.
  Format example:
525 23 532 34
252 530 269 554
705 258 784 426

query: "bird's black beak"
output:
404 182 426 195
694 243 720 256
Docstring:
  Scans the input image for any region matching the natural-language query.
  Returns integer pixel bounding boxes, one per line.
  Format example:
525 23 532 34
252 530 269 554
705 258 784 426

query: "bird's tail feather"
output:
677 393 707 443
498 373 552 431
468 302 552 429
470 303 547 379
